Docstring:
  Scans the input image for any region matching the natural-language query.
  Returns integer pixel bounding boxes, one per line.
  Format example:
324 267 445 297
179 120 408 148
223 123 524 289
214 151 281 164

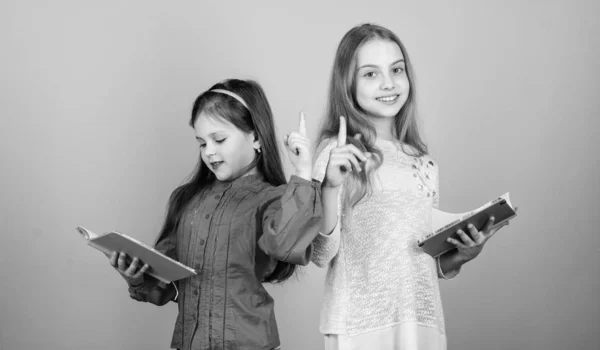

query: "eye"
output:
198 143 206 149
364 71 377 78
215 138 226 144
393 67 405 74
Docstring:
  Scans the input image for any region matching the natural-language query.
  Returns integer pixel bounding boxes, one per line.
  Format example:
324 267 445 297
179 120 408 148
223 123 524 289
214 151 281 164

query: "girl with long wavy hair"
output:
312 24 509 350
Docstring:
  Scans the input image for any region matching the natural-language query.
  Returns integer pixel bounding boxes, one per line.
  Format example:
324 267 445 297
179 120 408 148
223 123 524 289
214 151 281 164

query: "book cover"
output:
76 226 196 283
418 193 517 258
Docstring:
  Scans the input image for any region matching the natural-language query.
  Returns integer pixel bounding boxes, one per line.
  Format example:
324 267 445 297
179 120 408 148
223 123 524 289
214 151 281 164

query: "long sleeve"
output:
128 231 178 305
430 159 460 279
257 175 323 265
310 139 343 268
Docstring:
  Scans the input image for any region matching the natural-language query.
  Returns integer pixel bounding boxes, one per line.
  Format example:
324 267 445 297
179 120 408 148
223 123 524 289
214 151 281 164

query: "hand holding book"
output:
446 215 510 262
76 226 196 283
418 193 518 258
108 251 150 286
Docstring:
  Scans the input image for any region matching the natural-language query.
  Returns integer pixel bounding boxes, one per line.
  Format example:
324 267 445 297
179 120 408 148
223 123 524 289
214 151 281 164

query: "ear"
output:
252 132 261 151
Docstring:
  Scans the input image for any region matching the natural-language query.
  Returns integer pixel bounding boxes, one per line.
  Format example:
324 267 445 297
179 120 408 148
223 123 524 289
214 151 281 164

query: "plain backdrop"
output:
1 1 598 349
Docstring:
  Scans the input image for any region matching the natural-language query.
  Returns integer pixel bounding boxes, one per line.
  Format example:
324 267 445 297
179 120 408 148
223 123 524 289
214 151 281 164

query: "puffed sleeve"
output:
257 175 323 265
310 139 343 268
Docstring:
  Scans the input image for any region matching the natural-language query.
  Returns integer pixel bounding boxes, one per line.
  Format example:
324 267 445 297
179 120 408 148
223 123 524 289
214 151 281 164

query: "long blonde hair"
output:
318 23 428 208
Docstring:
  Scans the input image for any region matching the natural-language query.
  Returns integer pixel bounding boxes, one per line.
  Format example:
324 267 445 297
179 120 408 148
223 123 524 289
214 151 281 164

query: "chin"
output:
212 171 231 182
366 106 402 119
371 110 401 119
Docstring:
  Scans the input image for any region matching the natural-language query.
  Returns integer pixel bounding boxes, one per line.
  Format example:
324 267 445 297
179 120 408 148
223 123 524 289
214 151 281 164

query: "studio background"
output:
1 1 598 349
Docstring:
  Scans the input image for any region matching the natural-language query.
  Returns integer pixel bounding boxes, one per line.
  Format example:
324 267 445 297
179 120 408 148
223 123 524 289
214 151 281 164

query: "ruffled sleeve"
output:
257 175 323 265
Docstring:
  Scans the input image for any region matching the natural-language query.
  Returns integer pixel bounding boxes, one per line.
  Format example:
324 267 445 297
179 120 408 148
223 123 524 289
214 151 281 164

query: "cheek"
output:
397 75 410 91
355 81 373 105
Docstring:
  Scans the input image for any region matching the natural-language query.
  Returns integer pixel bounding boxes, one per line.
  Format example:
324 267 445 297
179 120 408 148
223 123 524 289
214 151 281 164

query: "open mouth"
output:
210 161 224 170
376 95 400 103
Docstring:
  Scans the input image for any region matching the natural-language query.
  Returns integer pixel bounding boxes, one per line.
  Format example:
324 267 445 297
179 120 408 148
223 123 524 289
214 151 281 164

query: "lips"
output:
210 161 224 170
376 94 400 103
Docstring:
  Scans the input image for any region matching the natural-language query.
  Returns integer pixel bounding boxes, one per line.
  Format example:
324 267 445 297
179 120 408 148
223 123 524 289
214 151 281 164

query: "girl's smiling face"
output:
354 39 410 121
194 112 259 181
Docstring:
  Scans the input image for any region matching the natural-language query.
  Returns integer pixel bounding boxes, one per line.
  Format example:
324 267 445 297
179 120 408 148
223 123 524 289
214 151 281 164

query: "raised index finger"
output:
298 111 307 137
337 116 347 146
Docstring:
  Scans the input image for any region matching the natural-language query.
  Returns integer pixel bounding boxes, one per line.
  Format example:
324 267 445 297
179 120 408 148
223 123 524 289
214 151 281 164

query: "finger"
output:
286 133 310 147
337 116 347 146
298 111 307 137
456 229 475 247
483 216 496 234
283 134 289 146
331 157 353 175
339 144 368 162
109 251 118 267
117 252 128 271
286 135 309 156
353 133 362 141
126 257 140 276
467 223 485 244
447 237 467 249
133 264 150 279
334 153 362 172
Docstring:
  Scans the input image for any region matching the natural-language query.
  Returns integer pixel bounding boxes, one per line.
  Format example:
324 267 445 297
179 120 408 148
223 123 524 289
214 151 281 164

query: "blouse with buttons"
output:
129 174 323 350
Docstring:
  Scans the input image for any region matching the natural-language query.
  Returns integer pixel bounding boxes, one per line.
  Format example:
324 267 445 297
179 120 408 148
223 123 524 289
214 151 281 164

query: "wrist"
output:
321 181 341 191
127 277 144 287
451 250 472 265
295 169 312 181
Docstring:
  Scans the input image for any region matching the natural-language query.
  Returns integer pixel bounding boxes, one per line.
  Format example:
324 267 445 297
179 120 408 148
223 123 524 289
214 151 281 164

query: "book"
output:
76 226 196 283
418 193 517 258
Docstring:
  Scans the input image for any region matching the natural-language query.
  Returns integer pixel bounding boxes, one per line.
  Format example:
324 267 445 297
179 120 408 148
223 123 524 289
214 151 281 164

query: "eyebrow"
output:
195 132 227 141
358 59 405 70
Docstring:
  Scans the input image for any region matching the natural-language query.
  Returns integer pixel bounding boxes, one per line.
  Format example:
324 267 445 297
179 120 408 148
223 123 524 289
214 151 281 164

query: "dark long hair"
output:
155 79 296 283
318 23 428 208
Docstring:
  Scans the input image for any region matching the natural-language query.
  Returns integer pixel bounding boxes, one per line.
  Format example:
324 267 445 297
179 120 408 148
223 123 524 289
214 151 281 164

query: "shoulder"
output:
420 153 440 182
421 153 438 169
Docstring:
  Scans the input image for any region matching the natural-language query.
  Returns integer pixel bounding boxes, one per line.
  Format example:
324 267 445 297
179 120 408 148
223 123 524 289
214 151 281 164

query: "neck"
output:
370 117 395 141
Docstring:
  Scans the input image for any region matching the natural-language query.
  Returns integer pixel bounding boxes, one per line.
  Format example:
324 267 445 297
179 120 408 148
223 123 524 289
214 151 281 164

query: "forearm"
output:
321 186 340 235
310 185 342 267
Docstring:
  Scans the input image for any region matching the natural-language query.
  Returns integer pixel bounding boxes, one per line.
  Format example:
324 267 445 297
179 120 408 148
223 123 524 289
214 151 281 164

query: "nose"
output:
380 73 395 90
203 142 217 157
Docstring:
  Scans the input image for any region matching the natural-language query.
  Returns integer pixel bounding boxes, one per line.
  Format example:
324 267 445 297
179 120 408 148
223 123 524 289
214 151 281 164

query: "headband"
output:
210 89 249 109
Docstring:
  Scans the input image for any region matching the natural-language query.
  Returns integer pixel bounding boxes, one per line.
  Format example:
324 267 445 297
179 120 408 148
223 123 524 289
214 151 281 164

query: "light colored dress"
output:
312 138 459 350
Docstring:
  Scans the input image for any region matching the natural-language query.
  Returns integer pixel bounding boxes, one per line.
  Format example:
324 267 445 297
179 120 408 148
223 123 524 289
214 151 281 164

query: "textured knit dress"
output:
312 138 459 350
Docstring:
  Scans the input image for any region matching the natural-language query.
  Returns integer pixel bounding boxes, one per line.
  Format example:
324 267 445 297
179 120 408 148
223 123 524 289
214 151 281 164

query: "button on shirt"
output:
129 174 323 350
